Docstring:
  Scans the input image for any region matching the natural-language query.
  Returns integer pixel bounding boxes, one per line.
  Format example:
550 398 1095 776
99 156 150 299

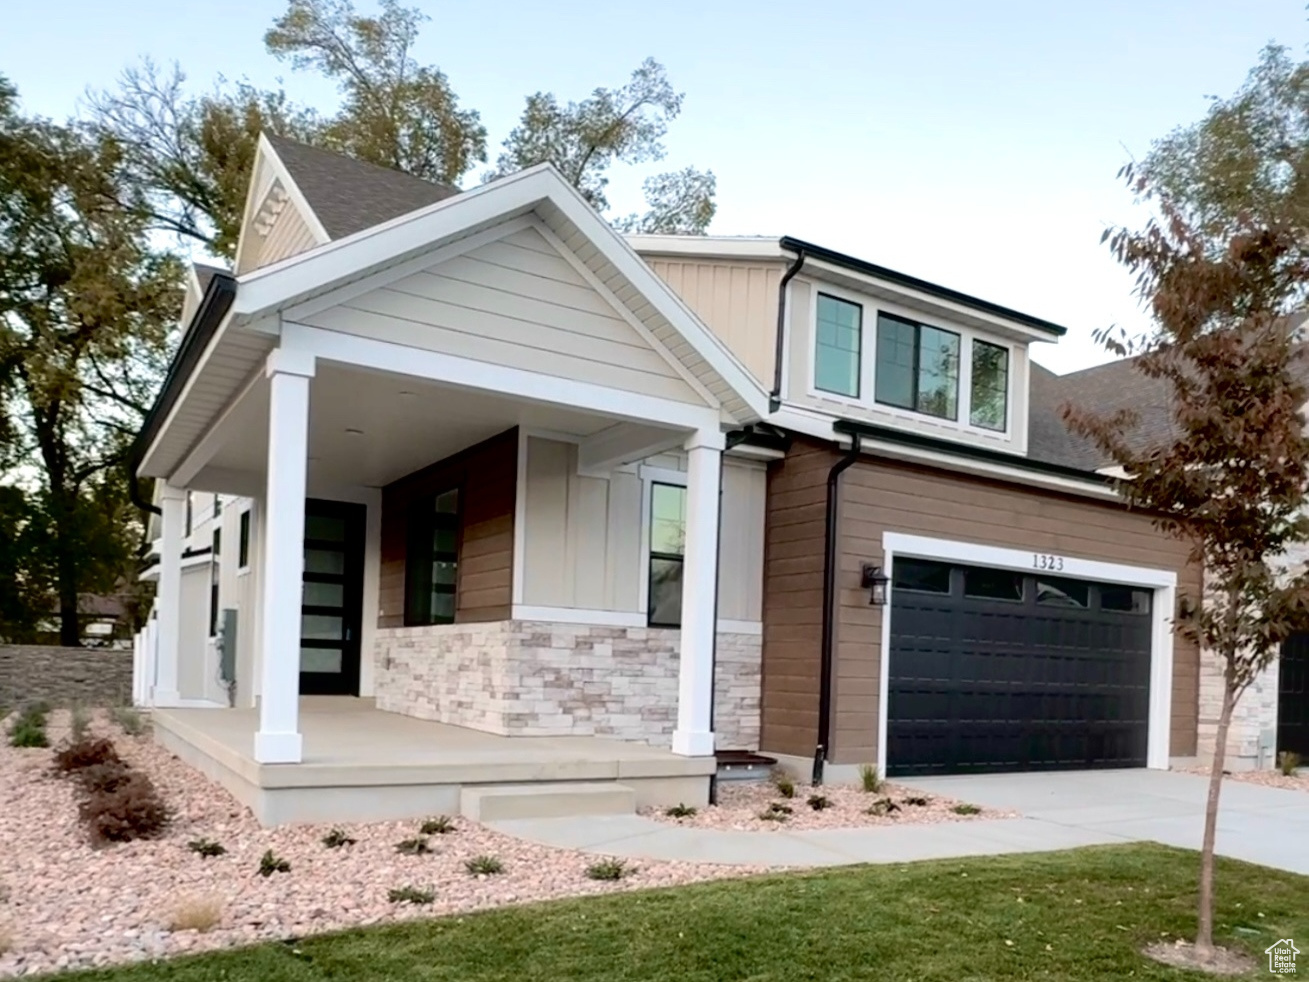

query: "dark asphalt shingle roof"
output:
264 133 459 240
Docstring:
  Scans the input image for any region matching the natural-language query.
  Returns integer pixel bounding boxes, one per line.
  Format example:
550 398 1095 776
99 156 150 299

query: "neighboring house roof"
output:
263 134 459 240
192 262 226 294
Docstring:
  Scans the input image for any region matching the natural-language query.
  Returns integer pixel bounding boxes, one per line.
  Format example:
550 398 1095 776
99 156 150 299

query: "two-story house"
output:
129 135 1202 824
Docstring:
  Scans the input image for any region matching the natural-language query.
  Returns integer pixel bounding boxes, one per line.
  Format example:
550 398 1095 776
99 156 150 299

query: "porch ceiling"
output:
196 362 616 491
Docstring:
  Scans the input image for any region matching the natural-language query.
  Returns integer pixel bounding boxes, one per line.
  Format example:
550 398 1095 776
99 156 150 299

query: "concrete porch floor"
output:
153 697 714 826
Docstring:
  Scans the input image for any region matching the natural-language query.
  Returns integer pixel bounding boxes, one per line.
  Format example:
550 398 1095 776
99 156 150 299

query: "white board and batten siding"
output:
520 436 765 623
302 226 706 406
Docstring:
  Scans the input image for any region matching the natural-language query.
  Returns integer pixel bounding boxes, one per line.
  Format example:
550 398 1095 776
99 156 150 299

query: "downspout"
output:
813 433 862 785
768 248 806 413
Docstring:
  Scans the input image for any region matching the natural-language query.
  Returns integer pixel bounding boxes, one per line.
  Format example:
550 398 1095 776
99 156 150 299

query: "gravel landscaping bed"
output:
643 777 1016 830
0 710 764 979
1176 764 1309 792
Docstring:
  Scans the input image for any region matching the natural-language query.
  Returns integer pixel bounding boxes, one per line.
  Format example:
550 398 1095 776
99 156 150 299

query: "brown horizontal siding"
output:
759 439 841 757
759 434 1202 768
378 428 517 627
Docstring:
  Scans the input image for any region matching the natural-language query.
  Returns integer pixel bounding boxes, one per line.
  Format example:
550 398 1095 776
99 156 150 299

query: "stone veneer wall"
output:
0 644 133 708
373 620 761 750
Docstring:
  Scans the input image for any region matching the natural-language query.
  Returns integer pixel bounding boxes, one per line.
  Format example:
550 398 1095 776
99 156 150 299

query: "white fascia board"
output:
770 405 1119 502
803 257 1059 345
624 235 785 261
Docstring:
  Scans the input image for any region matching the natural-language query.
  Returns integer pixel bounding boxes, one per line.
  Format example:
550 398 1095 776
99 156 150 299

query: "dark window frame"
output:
238 510 251 569
208 528 221 637
404 485 462 628
874 311 961 421
969 339 1010 432
647 482 686 628
814 292 864 398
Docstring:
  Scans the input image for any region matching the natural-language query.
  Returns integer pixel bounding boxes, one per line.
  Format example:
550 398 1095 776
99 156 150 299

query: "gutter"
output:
813 432 862 785
769 246 806 413
126 272 238 517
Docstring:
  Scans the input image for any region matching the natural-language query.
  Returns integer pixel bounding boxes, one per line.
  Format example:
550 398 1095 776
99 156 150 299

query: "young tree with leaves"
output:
0 77 182 645
1064 202 1309 967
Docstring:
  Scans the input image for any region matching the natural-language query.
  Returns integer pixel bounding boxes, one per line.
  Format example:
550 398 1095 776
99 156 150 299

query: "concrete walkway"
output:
487 770 1309 873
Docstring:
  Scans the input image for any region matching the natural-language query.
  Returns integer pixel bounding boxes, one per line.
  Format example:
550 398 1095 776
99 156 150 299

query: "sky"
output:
2 0 1306 375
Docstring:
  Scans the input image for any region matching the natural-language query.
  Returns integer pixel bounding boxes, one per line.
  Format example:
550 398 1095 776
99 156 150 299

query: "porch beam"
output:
671 427 726 757
576 422 684 477
151 483 186 706
253 347 315 764
280 321 721 432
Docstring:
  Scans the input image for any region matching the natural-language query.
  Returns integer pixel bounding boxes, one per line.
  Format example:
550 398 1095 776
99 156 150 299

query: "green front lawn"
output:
55 844 1307 981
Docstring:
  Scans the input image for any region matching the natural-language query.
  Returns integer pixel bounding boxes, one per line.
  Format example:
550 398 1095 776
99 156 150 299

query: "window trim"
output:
873 311 961 423
813 292 864 399
969 338 1010 432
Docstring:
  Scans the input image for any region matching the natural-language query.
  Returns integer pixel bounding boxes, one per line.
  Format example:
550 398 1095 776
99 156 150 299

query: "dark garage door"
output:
886 558 1154 777
1278 634 1309 759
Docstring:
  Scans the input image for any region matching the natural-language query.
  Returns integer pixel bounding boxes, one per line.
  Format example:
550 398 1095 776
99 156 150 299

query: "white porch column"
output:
254 348 315 764
671 428 725 757
152 484 186 706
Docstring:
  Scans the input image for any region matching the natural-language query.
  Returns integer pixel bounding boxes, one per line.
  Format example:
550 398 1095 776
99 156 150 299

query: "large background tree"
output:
0 76 181 645
1064 44 1309 970
90 0 715 260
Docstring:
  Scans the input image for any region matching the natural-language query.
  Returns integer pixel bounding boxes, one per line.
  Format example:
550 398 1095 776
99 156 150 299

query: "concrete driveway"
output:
903 769 1309 874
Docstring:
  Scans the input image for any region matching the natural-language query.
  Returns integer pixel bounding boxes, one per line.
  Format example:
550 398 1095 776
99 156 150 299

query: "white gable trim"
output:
231 165 767 421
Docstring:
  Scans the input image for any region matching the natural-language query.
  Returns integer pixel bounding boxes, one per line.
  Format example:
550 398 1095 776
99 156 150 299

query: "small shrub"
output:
69 705 91 742
7 719 48 748
902 795 930 807
858 763 883 794
807 794 831 811
585 858 634 881
110 706 146 737
772 772 796 799
78 761 132 794
79 772 168 843
258 850 290 877
322 828 356 849
866 797 901 817
388 885 435 905
664 803 697 819
766 801 793 816
419 815 456 835
758 808 788 822
53 737 122 775
1277 750 1302 776
395 837 432 856
465 854 504 876
952 803 982 816
168 895 222 933
187 837 227 858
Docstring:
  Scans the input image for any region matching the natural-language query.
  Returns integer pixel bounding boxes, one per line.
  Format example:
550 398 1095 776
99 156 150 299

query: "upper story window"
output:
813 294 862 397
874 313 960 421
970 340 1009 431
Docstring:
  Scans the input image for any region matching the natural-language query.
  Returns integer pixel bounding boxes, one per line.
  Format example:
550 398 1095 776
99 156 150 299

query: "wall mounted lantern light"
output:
860 563 890 606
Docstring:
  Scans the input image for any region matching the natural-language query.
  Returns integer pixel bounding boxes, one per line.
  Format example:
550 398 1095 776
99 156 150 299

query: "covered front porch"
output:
154 697 715 826
131 164 768 821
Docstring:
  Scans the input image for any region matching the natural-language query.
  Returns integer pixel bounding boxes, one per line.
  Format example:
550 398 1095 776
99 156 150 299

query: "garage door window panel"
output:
963 567 1023 602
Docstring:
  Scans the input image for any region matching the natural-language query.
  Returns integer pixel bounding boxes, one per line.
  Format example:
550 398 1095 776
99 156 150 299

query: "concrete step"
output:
460 782 637 821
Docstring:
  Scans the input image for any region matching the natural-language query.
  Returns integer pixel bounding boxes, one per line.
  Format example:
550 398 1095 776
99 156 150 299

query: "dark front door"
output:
300 499 366 696
1278 634 1309 759
886 558 1154 777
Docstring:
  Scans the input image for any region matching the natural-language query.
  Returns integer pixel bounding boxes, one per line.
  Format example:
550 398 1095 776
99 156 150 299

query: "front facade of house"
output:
131 134 1295 819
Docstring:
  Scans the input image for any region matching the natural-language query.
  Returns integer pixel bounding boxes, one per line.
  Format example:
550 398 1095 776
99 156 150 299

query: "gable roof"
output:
263 134 459 240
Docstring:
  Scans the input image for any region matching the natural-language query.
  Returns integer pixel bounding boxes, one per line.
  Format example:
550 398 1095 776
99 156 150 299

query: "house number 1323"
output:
1033 553 1064 571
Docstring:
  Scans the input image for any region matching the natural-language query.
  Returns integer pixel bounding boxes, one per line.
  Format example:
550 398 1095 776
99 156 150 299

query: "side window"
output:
238 510 251 569
970 340 1009 431
647 483 687 627
405 488 460 626
814 294 863 397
